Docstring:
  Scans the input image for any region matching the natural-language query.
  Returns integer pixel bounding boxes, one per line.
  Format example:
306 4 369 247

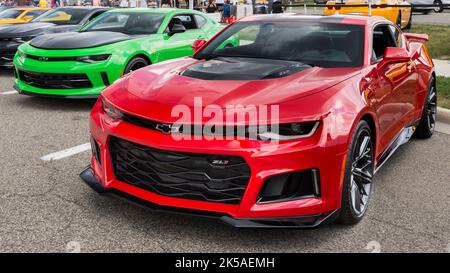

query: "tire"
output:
433 0 443 13
414 77 437 139
124 56 149 75
336 120 375 225
404 9 412 30
396 11 402 29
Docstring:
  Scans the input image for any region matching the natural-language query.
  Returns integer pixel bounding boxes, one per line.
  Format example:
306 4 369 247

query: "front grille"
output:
18 70 92 89
109 137 251 204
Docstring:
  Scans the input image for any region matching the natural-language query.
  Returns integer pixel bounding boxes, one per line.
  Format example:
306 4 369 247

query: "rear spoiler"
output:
404 33 429 42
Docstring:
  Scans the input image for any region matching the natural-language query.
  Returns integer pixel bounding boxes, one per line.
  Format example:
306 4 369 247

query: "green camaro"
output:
13 8 223 98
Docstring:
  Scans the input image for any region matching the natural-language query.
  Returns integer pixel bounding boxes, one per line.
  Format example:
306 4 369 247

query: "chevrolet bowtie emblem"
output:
38 57 49 61
155 123 181 134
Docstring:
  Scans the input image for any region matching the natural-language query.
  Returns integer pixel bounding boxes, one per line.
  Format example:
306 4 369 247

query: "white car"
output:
408 0 449 13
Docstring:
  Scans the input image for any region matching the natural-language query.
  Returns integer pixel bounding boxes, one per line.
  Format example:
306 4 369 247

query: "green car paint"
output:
13 8 224 98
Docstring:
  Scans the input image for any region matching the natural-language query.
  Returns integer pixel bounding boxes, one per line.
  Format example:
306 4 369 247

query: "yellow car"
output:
0 7 49 25
324 0 412 29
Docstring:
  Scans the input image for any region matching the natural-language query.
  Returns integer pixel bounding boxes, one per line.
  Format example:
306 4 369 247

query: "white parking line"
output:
0 90 17 95
41 143 91 161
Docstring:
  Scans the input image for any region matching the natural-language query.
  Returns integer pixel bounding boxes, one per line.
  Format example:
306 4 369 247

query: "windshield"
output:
0 9 23 19
32 8 93 25
80 12 165 35
195 21 365 68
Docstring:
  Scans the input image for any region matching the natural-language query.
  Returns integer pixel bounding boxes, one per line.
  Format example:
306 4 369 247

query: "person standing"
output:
221 0 231 23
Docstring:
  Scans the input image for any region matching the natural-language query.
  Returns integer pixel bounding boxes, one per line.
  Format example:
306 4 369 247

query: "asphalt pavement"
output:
1 69 450 253
412 11 450 25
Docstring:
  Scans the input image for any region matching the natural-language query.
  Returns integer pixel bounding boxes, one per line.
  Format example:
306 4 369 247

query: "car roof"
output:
8 7 49 11
106 8 191 14
52 6 110 10
239 14 391 26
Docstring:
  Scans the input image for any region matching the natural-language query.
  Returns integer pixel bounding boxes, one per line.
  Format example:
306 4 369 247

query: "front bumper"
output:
81 166 338 228
86 100 347 226
13 53 120 97
13 84 99 99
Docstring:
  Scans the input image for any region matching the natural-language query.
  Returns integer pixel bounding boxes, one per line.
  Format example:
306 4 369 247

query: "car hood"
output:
29 31 136 49
105 58 361 124
0 22 79 38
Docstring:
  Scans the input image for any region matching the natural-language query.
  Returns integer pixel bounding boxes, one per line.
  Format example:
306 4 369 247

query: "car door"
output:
385 24 418 124
159 14 206 61
366 24 416 151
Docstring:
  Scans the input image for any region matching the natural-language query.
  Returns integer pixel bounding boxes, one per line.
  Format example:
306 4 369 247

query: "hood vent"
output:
181 57 311 80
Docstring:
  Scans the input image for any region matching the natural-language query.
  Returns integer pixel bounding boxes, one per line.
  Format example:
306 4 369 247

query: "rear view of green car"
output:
13 8 223 98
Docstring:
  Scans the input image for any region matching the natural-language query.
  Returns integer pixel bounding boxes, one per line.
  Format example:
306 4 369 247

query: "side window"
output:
195 15 207 28
388 25 401 47
174 14 197 30
88 10 107 22
25 10 46 18
372 25 397 63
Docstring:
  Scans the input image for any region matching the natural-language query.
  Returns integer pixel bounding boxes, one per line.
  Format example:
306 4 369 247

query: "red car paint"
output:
87 15 434 222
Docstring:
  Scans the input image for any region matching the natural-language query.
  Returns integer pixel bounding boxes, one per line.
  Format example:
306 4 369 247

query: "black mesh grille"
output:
109 137 251 204
18 70 92 89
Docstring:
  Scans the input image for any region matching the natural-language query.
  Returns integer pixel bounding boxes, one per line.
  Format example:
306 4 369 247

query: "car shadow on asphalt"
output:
0 70 14 76
87 187 354 250
17 96 97 112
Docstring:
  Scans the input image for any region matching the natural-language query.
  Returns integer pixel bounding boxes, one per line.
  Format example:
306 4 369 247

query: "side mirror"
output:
191 39 207 52
381 47 410 65
168 24 186 36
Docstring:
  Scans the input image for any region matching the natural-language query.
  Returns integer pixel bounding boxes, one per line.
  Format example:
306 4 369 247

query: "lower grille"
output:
109 137 251 204
18 70 92 89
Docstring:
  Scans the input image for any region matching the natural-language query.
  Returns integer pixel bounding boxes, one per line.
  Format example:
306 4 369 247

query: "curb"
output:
437 106 450 124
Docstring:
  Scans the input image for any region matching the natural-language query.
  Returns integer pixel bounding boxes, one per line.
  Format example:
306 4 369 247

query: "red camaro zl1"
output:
81 15 436 227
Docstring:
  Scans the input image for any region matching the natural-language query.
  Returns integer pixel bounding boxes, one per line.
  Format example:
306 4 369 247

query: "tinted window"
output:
0 9 23 19
81 12 165 35
25 10 47 18
170 14 197 30
372 25 397 61
196 22 365 68
33 8 94 25
87 10 107 22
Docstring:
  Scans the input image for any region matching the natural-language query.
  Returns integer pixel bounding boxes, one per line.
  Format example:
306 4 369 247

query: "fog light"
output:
257 169 320 203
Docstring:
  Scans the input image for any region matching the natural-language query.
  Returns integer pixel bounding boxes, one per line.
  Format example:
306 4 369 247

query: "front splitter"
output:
80 166 338 228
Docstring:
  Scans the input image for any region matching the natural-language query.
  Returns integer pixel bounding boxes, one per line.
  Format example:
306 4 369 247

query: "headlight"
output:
256 121 320 141
76 54 111 63
18 50 26 58
101 98 123 120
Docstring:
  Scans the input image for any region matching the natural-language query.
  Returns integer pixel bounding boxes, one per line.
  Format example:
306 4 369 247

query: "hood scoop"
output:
180 57 311 80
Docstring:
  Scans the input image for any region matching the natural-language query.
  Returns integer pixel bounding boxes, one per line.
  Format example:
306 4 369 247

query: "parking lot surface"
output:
412 11 450 25
1 69 450 253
